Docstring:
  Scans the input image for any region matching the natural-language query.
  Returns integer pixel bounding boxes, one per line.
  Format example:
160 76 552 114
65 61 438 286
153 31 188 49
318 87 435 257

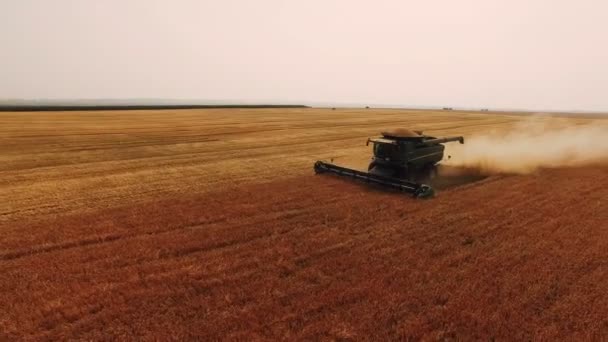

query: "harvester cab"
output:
314 129 464 198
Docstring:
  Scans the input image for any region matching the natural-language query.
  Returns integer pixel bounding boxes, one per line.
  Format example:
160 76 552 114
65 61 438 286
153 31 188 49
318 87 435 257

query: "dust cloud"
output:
444 118 608 174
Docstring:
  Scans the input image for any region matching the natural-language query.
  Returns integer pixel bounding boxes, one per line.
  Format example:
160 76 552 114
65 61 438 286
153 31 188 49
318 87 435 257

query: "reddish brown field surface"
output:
1 109 607 340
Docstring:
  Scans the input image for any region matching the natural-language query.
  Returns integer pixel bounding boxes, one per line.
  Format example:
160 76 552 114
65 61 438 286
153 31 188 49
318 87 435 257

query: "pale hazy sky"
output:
2 1 607 110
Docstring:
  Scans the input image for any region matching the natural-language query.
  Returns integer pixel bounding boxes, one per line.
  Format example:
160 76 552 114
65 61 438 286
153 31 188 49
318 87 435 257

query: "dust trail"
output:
444 118 608 174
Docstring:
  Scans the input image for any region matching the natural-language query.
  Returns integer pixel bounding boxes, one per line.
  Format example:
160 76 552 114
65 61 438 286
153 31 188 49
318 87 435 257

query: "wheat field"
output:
1 108 607 340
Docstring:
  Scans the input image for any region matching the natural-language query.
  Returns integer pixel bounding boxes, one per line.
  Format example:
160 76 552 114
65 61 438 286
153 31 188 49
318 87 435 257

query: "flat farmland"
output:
1 108 607 340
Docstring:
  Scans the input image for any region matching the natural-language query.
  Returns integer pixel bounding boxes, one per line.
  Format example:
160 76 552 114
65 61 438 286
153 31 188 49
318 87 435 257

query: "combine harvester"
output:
314 129 464 198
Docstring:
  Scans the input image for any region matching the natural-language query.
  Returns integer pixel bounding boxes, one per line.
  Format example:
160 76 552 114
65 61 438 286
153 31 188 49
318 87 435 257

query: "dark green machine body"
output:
366 133 464 181
314 131 464 198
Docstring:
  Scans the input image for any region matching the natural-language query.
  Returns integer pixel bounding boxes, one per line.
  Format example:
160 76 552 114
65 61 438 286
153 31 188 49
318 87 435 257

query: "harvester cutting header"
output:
314 129 464 198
